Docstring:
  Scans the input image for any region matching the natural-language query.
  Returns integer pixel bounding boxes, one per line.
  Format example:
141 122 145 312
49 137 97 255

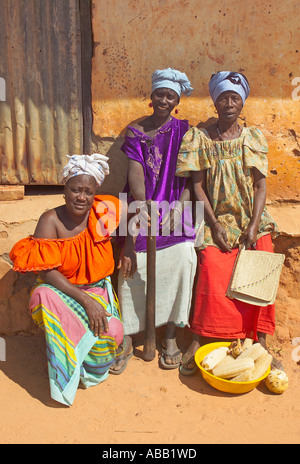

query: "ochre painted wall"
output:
91 0 300 201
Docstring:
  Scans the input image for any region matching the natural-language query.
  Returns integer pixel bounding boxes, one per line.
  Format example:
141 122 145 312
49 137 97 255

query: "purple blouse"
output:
121 117 195 252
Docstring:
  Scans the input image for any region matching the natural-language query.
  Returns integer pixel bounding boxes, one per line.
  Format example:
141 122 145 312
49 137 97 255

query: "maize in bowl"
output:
194 342 271 394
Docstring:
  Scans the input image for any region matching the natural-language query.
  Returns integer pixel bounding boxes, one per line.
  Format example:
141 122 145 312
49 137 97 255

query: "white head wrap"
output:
60 154 110 186
209 71 250 105
151 67 193 97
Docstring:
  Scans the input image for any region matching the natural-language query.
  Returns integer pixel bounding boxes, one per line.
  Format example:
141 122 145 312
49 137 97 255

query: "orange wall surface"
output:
91 0 300 201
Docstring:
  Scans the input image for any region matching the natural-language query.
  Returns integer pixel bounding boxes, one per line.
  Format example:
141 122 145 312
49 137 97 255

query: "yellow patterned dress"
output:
176 126 278 249
175 126 279 339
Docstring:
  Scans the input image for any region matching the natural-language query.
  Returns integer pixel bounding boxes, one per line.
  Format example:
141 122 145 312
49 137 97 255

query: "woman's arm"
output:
127 158 150 228
34 213 110 337
38 269 111 337
240 167 266 249
180 177 193 203
128 158 146 201
119 158 146 278
192 171 216 225
33 210 58 239
192 170 231 252
250 167 267 228
160 177 193 231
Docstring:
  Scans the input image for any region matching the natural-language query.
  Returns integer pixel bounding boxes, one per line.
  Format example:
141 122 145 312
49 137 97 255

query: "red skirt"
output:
190 234 276 340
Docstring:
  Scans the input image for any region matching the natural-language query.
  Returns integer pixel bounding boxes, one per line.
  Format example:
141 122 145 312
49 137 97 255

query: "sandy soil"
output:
0 190 300 444
0 332 299 445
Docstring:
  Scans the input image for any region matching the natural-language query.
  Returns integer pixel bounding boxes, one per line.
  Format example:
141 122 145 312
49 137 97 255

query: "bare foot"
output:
109 335 133 375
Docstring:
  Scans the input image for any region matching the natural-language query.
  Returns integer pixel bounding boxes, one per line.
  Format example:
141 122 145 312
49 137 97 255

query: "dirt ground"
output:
0 332 299 445
0 189 300 444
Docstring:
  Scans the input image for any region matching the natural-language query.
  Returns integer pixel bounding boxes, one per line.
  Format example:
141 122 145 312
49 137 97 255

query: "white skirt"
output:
118 241 197 336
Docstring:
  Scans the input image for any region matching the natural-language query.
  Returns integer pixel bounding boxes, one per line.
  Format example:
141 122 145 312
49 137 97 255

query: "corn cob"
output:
243 338 254 350
251 352 272 380
212 358 254 379
238 343 266 361
231 368 254 382
201 346 229 370
210 353 236 372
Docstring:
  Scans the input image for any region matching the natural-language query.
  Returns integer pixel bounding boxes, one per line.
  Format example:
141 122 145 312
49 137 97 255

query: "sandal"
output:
109 336 133 375
159 347 182 370
179 356 198 376
109 351 133 375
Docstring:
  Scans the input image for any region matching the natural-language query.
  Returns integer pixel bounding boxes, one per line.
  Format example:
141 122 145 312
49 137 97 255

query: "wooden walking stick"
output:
143 200 157 361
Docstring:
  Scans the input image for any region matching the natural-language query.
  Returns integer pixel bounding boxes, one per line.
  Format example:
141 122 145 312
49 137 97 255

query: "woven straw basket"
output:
226 245 285 306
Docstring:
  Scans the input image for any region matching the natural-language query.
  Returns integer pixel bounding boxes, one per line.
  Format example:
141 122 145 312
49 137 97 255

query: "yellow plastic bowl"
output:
195 342 271 394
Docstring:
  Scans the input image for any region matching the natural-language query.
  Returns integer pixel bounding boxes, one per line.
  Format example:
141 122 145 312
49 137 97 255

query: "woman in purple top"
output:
110 68 197 373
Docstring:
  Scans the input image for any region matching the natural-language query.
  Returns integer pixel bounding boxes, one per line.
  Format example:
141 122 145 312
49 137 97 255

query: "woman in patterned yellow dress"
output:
176 72 281 375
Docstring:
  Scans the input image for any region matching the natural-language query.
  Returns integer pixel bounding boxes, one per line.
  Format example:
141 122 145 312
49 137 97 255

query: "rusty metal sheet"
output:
0 0 83 184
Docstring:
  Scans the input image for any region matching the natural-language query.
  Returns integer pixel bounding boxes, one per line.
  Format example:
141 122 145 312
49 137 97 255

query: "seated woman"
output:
176 71 281 375
9 154 128 406
111 68 197 372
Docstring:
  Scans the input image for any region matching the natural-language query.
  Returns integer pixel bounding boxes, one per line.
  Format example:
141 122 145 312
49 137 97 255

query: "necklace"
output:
216 123 242 141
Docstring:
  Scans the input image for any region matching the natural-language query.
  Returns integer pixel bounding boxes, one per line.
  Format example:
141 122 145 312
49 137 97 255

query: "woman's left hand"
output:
117 239 137 279
239 224 258 249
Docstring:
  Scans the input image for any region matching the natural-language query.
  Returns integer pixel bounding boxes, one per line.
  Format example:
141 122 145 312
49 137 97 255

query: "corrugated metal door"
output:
0 0 89 185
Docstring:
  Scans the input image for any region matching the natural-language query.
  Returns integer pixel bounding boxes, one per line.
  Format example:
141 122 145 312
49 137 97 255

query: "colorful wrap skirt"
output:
30 277 123 406
190 234 276 340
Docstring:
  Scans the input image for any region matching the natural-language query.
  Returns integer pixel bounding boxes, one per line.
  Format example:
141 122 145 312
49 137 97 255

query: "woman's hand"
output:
239 224 258 250
118 239 137 279
82 293 111 337
211 222 232 252
135 201 151 229
192 172 231 253
37 269 111 338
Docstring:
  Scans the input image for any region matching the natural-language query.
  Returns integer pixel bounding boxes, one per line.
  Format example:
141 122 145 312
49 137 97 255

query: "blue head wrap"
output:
209 71 250 105
151 67 193 98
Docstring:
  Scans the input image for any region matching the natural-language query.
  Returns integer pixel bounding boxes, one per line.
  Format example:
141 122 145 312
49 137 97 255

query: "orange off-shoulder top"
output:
9 195 121 286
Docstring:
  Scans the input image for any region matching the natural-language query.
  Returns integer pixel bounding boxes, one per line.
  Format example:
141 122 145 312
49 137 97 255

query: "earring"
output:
175 108 179 114
149 102 153 108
